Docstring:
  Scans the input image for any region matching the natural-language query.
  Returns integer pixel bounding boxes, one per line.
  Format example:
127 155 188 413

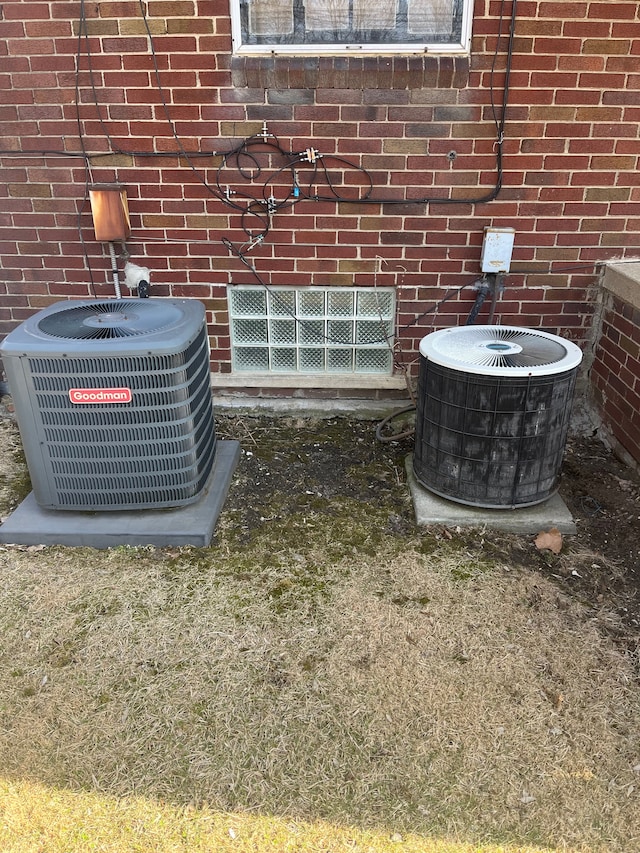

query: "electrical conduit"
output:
108 242 121 298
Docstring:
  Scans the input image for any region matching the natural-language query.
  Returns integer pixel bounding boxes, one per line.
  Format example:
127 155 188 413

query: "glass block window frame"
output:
229 286 396 375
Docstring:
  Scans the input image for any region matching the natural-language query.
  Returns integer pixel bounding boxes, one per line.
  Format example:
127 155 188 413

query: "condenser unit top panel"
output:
0 298 206 357
419 325 583 377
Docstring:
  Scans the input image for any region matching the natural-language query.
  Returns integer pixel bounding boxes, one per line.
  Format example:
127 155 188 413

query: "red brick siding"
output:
591 293 640 464
1 0 640 385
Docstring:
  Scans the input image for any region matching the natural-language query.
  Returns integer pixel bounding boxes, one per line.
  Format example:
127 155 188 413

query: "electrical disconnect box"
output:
481 227 515 273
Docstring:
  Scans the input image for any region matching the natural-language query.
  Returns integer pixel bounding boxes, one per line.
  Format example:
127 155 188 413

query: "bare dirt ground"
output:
213 409 640 668
538 436 640 657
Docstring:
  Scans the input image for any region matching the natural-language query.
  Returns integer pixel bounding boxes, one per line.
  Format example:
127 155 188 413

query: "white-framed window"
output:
230 0 472 55
228 285 396 374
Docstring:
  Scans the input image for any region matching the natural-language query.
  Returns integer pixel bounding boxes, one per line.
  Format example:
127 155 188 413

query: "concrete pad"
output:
405 455 576 535
0 440 240 549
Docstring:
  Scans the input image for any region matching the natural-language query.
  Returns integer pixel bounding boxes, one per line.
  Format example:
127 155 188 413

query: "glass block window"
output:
231 0 472 54
229 286 395 374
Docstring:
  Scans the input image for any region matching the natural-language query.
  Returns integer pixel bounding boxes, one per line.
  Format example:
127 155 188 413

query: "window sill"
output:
210 372 408 390
231 54 470 90
234 44 468 56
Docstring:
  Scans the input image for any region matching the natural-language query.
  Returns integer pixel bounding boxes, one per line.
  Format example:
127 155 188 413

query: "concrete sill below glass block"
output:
209 372 409 390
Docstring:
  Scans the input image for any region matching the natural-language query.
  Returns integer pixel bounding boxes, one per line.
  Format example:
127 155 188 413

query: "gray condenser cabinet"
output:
0 298 217 511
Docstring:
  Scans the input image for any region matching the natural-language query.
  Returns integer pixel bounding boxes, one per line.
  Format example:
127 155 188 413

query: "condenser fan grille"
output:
36 300 184 340
419 325 583 377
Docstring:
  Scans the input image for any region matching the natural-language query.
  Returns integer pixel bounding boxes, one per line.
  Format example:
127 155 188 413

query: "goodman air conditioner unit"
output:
0 298 216 511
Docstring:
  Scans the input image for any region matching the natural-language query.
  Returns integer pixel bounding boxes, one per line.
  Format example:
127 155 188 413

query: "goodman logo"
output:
69 387 132 404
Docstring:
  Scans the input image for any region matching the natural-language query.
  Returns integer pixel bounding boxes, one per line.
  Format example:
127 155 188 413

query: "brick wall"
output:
591 265 640 467
1 0 640 392
591 293 640 465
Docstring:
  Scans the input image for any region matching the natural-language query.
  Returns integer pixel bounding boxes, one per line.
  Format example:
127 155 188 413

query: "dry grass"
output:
0 417 27 517
0 415 639 851
0 780 563 853
0 535 639 852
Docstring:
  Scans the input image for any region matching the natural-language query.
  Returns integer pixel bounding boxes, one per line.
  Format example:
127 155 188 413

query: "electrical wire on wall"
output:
56 0 520 270
69 0 518 355
8 0 618 335
74 3 99 297
11 0 631 290
5 0 523 313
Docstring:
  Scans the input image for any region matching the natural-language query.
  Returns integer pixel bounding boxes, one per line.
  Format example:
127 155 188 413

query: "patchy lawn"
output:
0 406 639 852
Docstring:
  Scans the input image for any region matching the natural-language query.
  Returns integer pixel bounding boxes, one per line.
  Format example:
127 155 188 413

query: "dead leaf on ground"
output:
534 527 563 555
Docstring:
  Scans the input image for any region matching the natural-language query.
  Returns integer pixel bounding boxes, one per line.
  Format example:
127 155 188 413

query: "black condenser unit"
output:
413 325 583 509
